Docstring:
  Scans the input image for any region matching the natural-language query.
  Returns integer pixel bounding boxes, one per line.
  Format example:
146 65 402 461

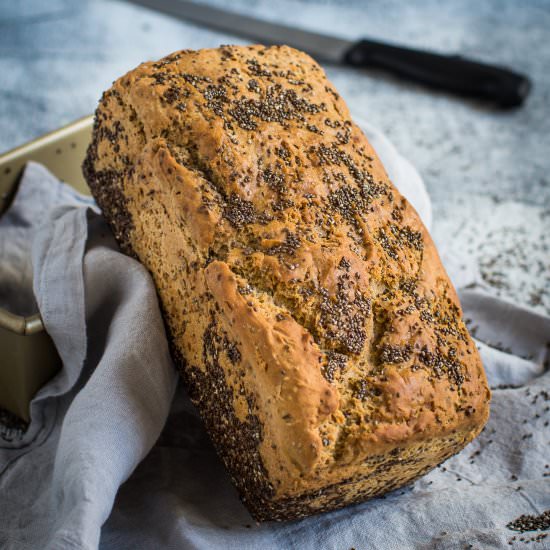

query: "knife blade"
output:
127 0 531 108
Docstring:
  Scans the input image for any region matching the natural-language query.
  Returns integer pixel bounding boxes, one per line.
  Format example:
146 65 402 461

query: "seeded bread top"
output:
86 44 490 495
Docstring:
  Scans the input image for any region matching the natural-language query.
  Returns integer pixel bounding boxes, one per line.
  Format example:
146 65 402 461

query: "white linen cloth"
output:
0 124 548 549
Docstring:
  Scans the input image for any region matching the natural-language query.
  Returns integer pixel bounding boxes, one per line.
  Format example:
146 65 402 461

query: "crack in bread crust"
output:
83 44 490 521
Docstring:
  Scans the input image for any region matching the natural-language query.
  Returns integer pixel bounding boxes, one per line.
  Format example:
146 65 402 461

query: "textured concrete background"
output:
1 0 549 310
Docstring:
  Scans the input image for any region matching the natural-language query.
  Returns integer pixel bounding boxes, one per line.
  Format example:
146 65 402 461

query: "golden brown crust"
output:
205 259 338 477
83 44 490 520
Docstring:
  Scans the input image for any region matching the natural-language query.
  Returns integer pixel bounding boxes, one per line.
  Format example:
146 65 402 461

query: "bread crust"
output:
83 45 490 521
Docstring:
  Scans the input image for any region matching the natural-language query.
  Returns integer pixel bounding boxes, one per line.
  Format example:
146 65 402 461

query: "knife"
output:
127 0 531 108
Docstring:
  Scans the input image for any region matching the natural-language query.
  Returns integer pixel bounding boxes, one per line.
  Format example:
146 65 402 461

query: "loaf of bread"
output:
84 45 490 521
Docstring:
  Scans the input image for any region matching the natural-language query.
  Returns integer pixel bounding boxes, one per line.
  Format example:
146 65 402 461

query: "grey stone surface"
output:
1 0 549 310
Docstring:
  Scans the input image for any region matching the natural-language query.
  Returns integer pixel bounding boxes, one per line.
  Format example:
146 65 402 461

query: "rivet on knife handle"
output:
344 39 531 108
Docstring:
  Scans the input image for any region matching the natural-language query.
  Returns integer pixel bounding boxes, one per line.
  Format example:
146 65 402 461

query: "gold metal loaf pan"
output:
0 116 93 421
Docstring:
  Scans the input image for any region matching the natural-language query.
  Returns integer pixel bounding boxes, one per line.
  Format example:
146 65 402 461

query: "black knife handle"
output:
344 39 531 108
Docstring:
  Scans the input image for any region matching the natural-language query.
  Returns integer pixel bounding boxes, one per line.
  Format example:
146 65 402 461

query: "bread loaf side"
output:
84 45 490 521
